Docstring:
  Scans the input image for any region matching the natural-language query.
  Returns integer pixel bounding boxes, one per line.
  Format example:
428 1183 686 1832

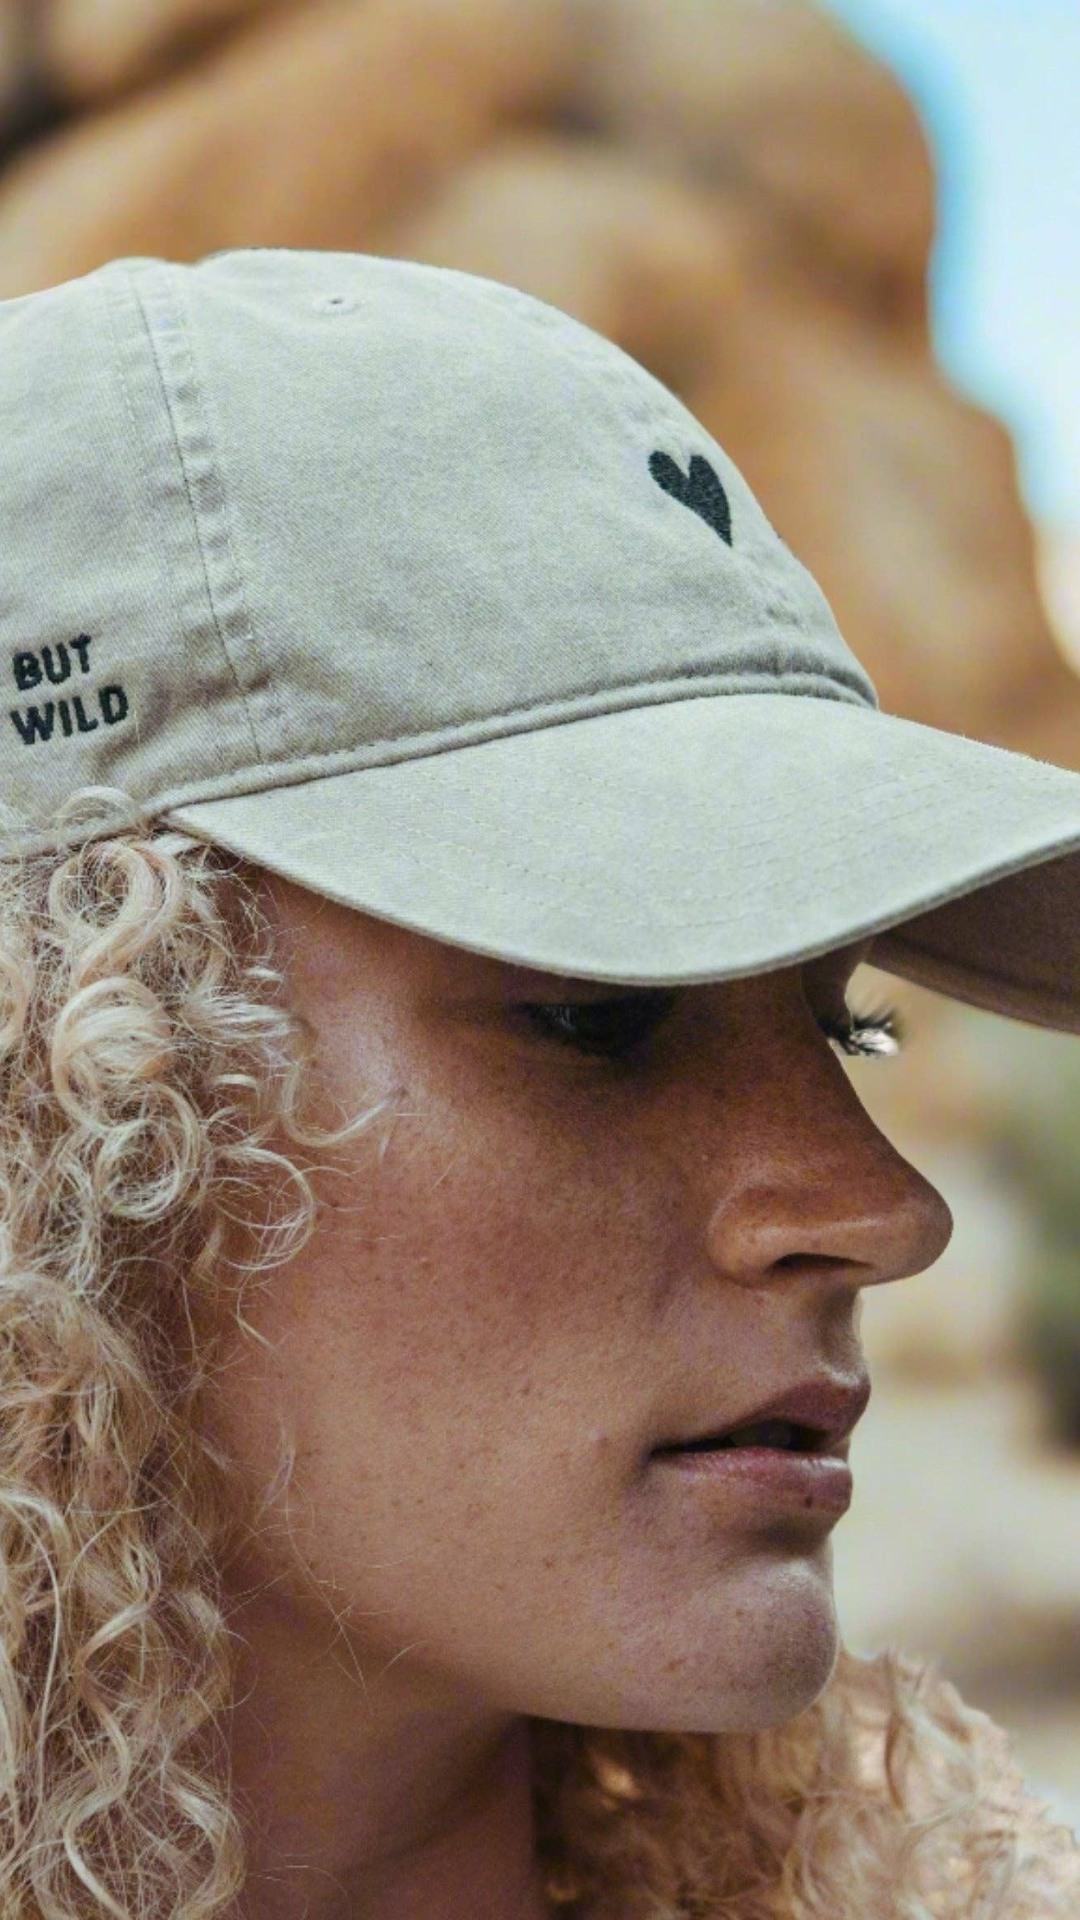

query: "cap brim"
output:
165 693 1080 1033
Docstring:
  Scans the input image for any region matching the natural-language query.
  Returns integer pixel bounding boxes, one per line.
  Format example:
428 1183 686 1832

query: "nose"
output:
704 1149 953 1294
692 996 954 1294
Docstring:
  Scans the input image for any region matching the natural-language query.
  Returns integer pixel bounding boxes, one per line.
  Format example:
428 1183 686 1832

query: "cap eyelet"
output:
313 292 359 315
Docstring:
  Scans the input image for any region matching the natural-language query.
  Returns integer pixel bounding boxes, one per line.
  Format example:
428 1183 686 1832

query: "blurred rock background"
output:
0 0 1077 1838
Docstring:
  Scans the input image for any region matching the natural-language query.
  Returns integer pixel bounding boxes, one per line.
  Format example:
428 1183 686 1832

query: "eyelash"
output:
517 993 906 1061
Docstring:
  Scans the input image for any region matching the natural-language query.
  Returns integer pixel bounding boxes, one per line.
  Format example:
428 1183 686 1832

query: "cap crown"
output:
0 247 876 853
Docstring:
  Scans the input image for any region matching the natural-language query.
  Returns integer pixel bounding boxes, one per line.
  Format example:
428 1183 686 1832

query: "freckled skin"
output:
200 871 953 1920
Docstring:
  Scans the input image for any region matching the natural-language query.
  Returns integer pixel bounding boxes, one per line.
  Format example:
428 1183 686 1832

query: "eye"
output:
516 992 906 1062
516 992 678 1060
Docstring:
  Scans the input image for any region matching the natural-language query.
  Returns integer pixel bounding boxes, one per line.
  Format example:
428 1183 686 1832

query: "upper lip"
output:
653 1372 872 1458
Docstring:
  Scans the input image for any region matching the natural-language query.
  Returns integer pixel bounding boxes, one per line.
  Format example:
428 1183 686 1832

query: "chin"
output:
664 1551 841 1735
711 1598 843 1734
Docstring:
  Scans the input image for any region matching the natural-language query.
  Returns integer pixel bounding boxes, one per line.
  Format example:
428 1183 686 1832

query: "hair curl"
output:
0 797 1076 1918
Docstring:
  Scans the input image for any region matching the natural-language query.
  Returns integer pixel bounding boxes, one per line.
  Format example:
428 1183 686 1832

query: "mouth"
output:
649 1415 855 1515
650 1373 871 1461
653 1418 837 1459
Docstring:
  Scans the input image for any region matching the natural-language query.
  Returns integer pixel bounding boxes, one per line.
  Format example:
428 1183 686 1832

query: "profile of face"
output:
199 870 953 1908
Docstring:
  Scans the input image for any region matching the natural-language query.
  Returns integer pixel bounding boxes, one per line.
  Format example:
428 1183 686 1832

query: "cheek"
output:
308 1093 664 1456
237 1088 672 1573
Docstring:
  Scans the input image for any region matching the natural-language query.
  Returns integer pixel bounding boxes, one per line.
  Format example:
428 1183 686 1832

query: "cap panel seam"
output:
124 261 267 763
171 263 293 755
98 268 186 696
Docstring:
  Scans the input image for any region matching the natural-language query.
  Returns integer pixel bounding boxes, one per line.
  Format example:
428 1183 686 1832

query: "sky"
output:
819 0 1080 533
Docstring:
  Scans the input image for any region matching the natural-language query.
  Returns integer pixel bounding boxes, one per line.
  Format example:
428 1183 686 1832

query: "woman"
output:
1 246 1079 1919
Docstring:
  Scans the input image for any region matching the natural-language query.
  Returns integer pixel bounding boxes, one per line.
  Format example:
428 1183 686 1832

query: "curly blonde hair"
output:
0 795 1076 1919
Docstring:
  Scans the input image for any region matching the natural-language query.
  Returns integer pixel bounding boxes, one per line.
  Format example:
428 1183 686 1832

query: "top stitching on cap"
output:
170 263 292 755
125 261 263 765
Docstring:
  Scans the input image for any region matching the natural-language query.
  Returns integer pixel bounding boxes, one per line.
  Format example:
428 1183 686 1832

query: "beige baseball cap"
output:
3 246 1080 1030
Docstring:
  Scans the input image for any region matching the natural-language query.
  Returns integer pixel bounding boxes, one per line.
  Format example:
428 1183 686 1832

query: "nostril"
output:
772 1252 850 1272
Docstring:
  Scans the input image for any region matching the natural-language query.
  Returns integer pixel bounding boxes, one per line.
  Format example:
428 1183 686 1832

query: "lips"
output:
673 1417 824 1454
652 1373 871 1458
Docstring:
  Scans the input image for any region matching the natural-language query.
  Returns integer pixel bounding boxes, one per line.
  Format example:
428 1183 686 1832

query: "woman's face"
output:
207 871 952 1741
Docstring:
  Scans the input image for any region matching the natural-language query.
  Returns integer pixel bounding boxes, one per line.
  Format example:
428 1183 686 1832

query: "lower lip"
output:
650 1445 853 1514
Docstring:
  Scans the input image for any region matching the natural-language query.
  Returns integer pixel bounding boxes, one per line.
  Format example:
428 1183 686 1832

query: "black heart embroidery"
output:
648 450 732 546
